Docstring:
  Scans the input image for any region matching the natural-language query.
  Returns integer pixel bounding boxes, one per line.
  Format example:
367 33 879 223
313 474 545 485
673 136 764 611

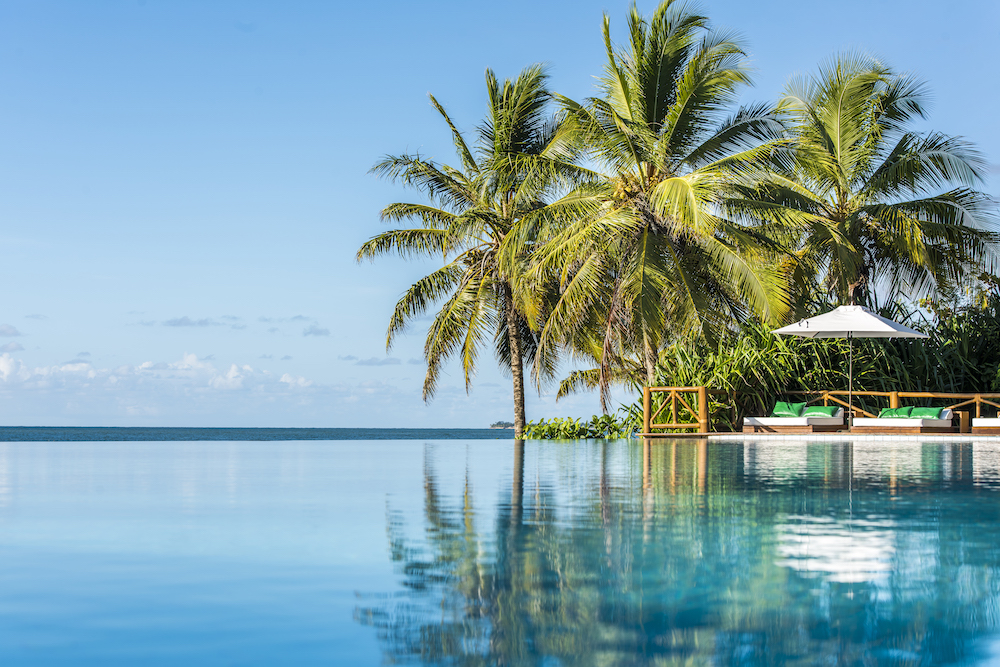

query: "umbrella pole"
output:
848 333 853 429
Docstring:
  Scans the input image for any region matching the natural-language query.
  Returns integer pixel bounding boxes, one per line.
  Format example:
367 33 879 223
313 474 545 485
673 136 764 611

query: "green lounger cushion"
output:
771 401 806 417
802 405 840 417
879 406 913 418
910 407 944 419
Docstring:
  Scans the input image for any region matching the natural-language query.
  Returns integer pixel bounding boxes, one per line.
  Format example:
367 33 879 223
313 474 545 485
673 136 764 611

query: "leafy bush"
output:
525 405 641 439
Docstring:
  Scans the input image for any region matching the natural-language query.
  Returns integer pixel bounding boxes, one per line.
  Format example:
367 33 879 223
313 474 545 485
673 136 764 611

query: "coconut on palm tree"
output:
734 53 998 308
357 65 585 437
511 0 791 408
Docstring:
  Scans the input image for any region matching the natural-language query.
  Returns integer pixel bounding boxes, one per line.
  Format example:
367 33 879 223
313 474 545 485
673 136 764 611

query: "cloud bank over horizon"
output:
0 351 375 426
0 340 607 428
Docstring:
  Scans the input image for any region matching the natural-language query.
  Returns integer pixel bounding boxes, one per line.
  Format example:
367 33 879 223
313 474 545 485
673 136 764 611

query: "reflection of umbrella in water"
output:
775 516 896 584
773 305 928 425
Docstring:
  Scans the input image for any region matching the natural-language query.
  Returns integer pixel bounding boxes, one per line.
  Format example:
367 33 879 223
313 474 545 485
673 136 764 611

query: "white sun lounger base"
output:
852 409 955 434
742 409 845 434
972 418 1000 434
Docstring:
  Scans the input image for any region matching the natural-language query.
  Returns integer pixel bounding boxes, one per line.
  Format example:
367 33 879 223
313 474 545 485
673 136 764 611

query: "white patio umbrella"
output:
772 305 928 424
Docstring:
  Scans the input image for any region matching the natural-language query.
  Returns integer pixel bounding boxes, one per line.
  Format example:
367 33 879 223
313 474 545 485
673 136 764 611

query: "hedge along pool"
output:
2 437 1000 665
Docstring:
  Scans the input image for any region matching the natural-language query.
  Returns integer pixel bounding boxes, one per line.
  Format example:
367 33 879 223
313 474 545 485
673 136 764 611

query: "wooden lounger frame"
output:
850 425 957 435
742 424 847 434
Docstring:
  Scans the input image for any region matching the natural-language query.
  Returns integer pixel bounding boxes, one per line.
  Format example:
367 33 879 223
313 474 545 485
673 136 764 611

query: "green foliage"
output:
360 65 581 404
510 0 792 411
525 405 641 439
734 53 997 308
360 64 600 435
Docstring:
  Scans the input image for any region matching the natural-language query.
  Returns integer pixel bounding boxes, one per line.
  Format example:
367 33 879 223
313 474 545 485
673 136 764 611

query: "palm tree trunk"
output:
642 330 657 385
504 284 527 438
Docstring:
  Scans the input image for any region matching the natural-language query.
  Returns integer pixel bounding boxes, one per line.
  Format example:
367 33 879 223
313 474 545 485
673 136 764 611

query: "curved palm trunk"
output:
504 284 527 438
642 330 657 386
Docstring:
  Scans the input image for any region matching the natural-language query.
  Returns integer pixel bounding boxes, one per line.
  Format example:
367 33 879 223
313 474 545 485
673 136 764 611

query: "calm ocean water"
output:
3 437 1000 664
0 427 514 441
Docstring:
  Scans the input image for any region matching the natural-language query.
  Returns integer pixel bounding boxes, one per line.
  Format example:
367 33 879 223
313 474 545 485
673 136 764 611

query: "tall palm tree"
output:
357 65 584 437
512 0 791 408
734 53 998 307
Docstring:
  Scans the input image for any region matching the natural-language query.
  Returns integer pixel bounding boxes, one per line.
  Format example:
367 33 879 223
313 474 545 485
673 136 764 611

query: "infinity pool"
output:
2 438 999 665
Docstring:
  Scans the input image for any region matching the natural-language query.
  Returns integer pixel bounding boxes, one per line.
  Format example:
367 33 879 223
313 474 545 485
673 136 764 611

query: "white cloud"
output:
211 364 250 390
0 354 31 382
0 353 296 395
0 342 24 353
0 325 22 337
280 373 313 387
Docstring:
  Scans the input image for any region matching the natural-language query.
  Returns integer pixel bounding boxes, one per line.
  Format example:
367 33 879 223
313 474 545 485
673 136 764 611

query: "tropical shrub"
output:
525 405 641 439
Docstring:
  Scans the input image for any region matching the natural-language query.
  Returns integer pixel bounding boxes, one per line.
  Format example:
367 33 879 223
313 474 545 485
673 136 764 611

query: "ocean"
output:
0 426 515 441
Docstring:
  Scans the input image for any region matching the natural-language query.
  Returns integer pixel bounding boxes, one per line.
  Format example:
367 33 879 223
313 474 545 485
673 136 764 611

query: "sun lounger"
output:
972 418 1000 435
852 408 955 434
743 405 845 434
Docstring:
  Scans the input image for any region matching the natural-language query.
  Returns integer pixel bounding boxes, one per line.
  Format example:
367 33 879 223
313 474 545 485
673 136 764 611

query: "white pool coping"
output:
709 433 998 443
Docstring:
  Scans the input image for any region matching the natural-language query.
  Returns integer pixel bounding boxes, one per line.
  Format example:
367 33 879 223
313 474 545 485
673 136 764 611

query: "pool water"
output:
2 438 999 665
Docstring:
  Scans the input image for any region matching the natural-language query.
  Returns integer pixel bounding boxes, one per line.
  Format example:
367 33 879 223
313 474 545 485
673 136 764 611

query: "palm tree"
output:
357 65 584 437
734 53 998 307
513 0 791 408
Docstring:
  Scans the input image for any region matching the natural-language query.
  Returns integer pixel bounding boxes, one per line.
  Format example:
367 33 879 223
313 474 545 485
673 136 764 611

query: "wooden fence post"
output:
643 387 651 434
698 386 709 434
890 391 899 409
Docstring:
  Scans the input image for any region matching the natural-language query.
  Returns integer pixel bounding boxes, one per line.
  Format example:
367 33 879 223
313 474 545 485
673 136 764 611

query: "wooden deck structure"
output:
640 386 1000 437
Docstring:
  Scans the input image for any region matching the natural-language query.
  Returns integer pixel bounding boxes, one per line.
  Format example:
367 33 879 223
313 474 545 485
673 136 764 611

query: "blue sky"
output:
0 0 997 427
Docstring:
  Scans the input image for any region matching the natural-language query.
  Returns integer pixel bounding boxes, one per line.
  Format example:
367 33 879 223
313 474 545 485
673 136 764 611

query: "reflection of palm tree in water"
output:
356 440 1000 665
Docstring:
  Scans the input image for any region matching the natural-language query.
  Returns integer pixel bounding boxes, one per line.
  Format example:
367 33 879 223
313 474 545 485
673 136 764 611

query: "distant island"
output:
490 421 514 429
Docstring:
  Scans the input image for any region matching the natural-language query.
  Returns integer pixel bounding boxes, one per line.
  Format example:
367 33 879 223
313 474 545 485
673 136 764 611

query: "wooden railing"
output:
642 386 728 434
784 390 1000 420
